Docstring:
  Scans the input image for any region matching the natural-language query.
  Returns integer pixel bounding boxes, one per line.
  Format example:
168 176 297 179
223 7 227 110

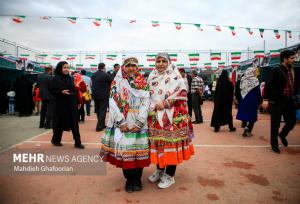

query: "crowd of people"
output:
0 50 298 192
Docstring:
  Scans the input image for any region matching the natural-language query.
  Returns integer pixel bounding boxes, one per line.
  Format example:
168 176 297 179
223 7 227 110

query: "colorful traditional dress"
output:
147 64 194 168
100 69 150 169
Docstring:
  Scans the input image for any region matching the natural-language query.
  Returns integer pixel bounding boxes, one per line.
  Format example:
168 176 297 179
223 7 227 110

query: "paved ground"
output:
0 101 299 204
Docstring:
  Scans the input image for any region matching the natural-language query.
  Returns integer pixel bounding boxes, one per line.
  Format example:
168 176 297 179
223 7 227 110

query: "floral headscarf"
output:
240 67 259 98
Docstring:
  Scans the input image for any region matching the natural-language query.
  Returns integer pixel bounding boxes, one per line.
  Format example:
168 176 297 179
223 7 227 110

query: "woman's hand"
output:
62 89 70 95
130 126 141 133
155 101 164 110
120 123 129 132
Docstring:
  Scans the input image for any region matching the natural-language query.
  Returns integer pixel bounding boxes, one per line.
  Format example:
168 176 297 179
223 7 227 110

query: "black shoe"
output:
279 135 288 147
125 179 134 193
51 140 63 146
272 146 281 154
229 127 236 132
45 126 53 129
214 127 220 132
96 128 103 132
192 121 201 124
74 144 85 149
133 179 142 191
39 124 45 128
87 114 90 116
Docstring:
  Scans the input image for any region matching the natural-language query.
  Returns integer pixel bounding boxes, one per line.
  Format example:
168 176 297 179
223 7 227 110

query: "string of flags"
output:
5 14 298 39
4 50 283 70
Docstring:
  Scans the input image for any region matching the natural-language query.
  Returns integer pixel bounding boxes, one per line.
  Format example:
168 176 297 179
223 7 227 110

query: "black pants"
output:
192 93 203 122
52 125 82 145
78 104 85 122
157 165 177 177
40 100 54 127
122 168 143 181
242 121 255 132
187 93 193 117
94 99 109 130
270 99 296 148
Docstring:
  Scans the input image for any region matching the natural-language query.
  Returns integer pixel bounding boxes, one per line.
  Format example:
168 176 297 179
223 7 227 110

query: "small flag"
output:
273 30 280 39
106 54 117 60
177 64 184 67
246 28 253 35
67 54 77 60
85 54 96 60
254 50 265 58
210 52 221 60
37 54 48 57
215 25 221 32
90 64 98 70
218 62 225 68
229 26 236 36
129 19 136 23
106 18 112 27
287 31 292 38
194 24 203 31
151 21 160 27
190 63 197 68
270 50 280 57
204 63 212 69
169 54 178 62
259 28 264 38
231 61 240 66
174 22 182 30
231 52 241 60
76 64 84 70
12 15 25 23
40 16 51 20
20 53 29 60
52 54 62 60
188 53 200 61
67 17 77 24
146 54 156 62
93 18 101 27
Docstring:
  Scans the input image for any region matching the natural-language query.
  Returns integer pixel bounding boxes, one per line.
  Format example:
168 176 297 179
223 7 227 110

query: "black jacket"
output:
91 70 113 100
37 72 54 100
264 64 299 103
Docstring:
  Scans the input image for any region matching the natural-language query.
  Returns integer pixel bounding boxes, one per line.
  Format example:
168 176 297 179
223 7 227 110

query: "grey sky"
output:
0 0 300 67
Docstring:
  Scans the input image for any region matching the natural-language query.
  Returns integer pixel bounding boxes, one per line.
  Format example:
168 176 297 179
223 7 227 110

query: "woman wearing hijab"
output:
14 75 34 116
50 61 84 149
211 70 236 132
147 53 194 189
236 67 262 137
100 57 150 193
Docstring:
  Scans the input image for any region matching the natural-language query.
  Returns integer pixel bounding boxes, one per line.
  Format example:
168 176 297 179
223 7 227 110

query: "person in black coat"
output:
37 66 55 128
262 50 298 154
50 61 84 149
211 70 236 132
91 63 113 132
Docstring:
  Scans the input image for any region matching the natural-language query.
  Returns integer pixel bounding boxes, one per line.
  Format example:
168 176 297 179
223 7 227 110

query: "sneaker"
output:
157 174 175 189
148 169 164 183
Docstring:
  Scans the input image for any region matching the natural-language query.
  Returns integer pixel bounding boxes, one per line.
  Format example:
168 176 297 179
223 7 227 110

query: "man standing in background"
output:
80 69 92 116
191 70 204 124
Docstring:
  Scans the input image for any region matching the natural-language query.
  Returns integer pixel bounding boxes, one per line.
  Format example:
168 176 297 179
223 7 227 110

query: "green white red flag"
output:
204 63 212 68
194 24 203 31
169 54 178 62
12 15 25 23
254 50 265 58
106 54 117 60
270 50 280 57
273 30 280 39
246 28 253 35
174 22 182 30
231 52 241 60
93 19 101 27
211 52 221 60
188 53 200 61
151 21 159 27
259 28 264 38
67 17 77 24
218 62 225 68
146 54 156 61
229 26 236 36
85 54 96 60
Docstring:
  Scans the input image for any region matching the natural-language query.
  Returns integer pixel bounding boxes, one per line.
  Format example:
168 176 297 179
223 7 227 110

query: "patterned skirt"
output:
149 126 194 168
100 127 150 169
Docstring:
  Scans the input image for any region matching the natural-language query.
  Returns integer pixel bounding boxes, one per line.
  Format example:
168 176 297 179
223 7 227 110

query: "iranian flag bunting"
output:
106 18 112 27
218 62 225 68
93 18 101 27
190 63 197 68
146 54 156 62
231 61 240 66
254 50 265 58
229 26 236 36
259 28 264 38
20 53 29 60
188 53 200 61
270 50 280 57
287 31 292 38
204 63 212 69
273 30 280 39
12 15 25 23
174 22 182 30
231 52 241 60
151 21 160 27
85 54 96 60
76 64 83 70
177 64 184 67
67 54 77 60
215 25 221 32
37 54 48 57
246 28 253 35
170 54 178 62
210 52 221 60
52 54 62 60
106 54 117 60
194 24 203 31
67 17 77 24
90 64 98 70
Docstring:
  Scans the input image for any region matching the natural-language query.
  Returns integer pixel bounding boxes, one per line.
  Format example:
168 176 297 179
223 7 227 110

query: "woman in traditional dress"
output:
100 57 150 193
211 70 236 132
147 53 194 189
236 67 262 137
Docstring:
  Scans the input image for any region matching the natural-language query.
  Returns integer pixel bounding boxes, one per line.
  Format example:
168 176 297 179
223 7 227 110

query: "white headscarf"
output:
148 53 187 127
240 67 259 99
